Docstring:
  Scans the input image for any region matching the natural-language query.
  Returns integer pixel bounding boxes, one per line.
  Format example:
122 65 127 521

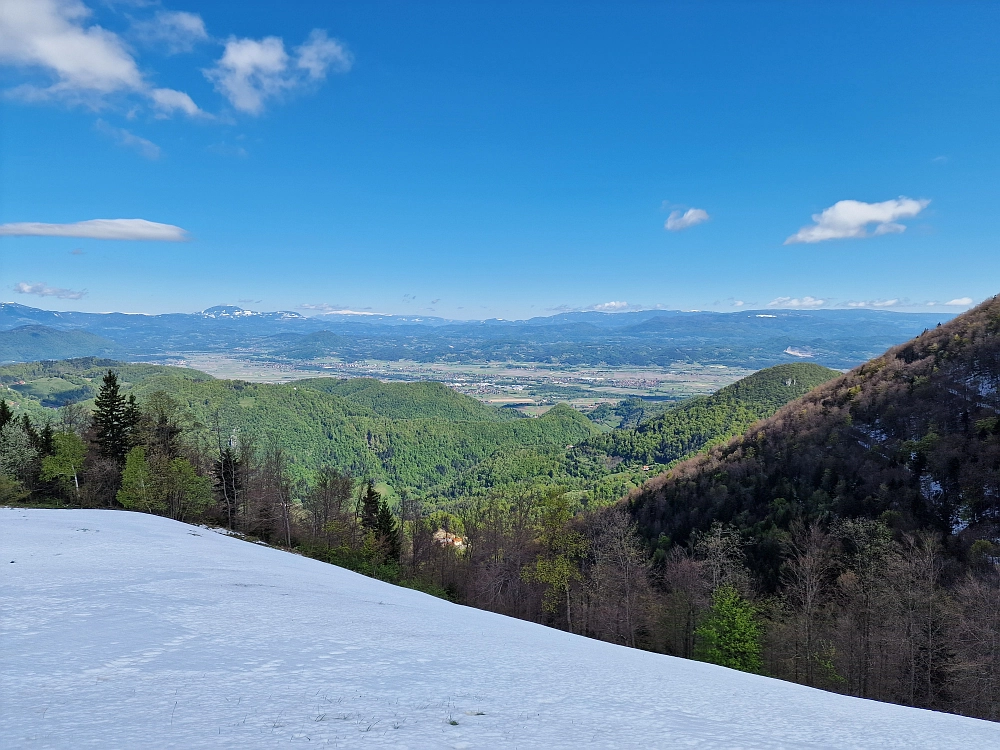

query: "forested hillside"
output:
631 296 1000 569
2 359 833 506
621 296 1000 717
585 363 838 465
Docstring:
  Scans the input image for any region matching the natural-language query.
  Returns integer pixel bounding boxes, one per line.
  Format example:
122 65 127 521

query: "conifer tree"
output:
93 371 139 464
0 399 13 431
361 480 400 561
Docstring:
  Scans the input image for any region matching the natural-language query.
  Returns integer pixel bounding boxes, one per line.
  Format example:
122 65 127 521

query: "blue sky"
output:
1 1 997 319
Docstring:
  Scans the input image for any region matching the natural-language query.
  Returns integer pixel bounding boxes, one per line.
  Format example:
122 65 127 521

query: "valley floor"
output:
2 508 997 748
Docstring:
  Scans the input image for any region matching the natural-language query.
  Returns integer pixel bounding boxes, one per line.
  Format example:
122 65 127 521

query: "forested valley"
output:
3 303 1000 722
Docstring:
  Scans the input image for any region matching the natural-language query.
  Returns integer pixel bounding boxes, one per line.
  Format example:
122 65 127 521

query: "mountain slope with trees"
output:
618 296 1000 716
584 363 839 466
630 296 1000 566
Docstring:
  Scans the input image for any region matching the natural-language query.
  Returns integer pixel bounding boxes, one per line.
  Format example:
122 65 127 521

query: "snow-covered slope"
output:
2 510 996 748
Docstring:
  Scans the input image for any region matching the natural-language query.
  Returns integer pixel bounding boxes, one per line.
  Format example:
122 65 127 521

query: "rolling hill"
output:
426 364 840 507
0 325 121 363
0 359 596 490
3 508 996 748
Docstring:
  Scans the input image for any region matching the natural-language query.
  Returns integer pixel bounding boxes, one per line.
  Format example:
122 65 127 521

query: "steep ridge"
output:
629 295 1000 577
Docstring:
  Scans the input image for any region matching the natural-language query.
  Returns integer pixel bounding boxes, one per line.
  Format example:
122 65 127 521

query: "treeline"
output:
5 370 998 722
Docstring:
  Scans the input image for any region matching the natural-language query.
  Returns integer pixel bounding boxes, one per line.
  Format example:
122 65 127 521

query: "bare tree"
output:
585 507 651 648
781 522 837 684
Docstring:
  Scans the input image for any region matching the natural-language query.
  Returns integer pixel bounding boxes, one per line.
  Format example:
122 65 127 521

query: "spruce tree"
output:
361 481 400 561
361 480 381 529
0 399 12 431
93 370 138 464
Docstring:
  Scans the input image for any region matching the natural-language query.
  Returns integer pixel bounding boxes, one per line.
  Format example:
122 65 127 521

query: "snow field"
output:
2 508 998 748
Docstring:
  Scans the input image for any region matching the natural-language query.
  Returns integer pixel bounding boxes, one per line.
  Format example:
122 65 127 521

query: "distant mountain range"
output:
0 302 955 368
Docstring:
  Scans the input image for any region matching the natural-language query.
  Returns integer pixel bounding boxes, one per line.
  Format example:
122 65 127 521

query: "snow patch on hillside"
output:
2 509 997 748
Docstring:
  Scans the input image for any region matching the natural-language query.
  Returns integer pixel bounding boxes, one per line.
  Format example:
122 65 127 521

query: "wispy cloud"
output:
845 299 900 308
665 208 710 232
206 142 248 158
131 11 208 55
0 0 204 116
767 296 827 308
785 197 929 244
14 281 87 300
205 30 352 115
587 301 632 312
95 119 160 159
945 297 973 306
0 218 188 241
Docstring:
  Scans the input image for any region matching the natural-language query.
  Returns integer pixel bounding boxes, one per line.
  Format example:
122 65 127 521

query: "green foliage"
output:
165 457 213 521
41 432 87 498
296 378 514 421
0 474 29 503
0 419 38 482
694 585 763 673
117 447 167 514
522 490 587 622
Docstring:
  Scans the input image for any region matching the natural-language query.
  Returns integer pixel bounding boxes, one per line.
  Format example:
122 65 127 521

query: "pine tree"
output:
93 371 138 464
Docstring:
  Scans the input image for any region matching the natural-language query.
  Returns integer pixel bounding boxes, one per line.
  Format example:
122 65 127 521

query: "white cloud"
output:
665 208 709 231
767 296 827 308
0 218 188 241
132 11 208 55
295 29 352 79
0 0 203 115
205 30 352 114
205 36 290 114
95 118 159 159
149 87 202 117
14 281 86 300
0 0 142 94
846 299 900 308
785 197 930 244
945 297 973 306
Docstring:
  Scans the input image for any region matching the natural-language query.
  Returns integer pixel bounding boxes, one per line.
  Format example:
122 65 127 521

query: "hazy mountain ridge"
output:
0 325 121 363
0 302 955 368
